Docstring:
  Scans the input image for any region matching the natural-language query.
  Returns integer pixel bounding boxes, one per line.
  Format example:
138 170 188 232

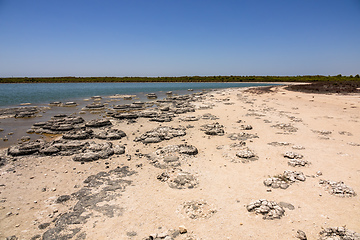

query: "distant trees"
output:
0 75 359 83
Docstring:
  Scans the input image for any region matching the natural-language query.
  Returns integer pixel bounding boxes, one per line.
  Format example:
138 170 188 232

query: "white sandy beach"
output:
1 85 359 240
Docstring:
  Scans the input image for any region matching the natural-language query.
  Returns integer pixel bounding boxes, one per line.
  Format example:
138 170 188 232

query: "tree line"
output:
0 75 359 83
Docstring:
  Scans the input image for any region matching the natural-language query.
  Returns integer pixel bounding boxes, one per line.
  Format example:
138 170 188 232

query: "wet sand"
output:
0 85 359 239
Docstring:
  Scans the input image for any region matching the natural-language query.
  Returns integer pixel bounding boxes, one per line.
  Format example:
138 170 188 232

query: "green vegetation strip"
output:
1 75 359 83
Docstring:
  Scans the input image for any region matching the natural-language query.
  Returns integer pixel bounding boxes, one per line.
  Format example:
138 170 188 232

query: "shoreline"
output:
0 83 279 148
0 85 359 239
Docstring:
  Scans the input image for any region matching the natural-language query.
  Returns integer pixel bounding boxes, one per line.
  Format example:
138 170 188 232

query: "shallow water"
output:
0 82 277 148
0 82 273 107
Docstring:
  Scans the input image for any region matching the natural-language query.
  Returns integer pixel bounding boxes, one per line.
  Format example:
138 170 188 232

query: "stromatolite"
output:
246 199 285 220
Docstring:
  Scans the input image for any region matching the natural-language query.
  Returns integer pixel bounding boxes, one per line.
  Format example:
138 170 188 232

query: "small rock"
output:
179 226 187 234
296 229 307 240
6 236 18 240
56 195 71 203
38 222 50 229
126 231 137 237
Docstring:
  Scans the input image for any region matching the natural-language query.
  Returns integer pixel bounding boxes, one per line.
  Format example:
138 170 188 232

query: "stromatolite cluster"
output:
73 142 125 162
234 148 258 163
288 159 310 167
200 122 224 136
268 141 292 147
318 227 360 240
228 132 258 141
246 199 285 220
179 200 217 219
161 170 198 189
240 124 253 130
0 106 45 118
284 151 310 167
284 151 303 159
263 171 306 189
6 139 125 162
319 180 356 197
147 144 198 169
271 123 298 132
134 126 186 144
27 115 85 134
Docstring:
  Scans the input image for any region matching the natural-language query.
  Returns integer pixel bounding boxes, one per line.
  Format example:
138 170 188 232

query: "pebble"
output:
296 229 307 240
179 226 187 234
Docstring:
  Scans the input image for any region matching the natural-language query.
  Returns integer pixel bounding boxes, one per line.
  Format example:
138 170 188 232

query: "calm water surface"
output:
0 82 275 107
0 82 277 148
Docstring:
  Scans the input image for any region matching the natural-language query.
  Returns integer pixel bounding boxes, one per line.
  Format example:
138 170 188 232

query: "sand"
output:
0 85 359 239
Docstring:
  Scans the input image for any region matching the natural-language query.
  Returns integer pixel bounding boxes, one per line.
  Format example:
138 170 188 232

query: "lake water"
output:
0 82 276 107
0 82 278 148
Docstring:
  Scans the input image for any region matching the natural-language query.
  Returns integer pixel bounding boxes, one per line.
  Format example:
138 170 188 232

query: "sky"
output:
0 0 359 77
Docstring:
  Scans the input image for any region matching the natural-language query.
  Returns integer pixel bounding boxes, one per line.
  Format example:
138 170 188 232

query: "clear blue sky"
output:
0 0 359 77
